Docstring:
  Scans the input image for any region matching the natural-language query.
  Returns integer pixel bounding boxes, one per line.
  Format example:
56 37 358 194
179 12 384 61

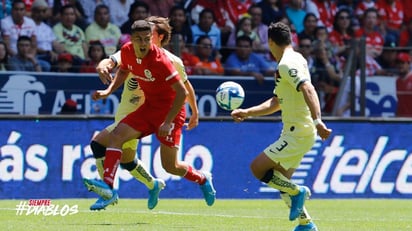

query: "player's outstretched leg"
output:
199 171 216 206
89 193 119 211
261 170 310 220
121 159 166 209
83 178 119 210
289 186 311 221
293 221 318 231
280 192 318 231
148 179 166 210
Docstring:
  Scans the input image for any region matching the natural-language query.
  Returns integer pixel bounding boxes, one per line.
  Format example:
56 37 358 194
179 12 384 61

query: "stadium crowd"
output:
1 0 412 116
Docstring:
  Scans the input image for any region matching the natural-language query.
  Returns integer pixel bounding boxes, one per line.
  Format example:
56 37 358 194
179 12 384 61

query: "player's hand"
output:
185 114 199 130
92 89 110 101
158 122 173 137
316 121 332 141
96 58 115 85
231 108 248 122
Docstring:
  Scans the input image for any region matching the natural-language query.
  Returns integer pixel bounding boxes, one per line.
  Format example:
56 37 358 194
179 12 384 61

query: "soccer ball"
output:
215 81 245 111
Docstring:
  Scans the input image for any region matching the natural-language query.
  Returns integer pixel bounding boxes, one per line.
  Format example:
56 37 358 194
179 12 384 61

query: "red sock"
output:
184 166 206 185
103 148 122 188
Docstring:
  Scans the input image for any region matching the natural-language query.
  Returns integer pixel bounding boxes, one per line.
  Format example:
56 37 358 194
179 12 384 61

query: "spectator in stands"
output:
355 8 384 59
60 99 79 114
52 0 88 30
257 0 284 26
120 1 149 35
285 0 306 34
298 13 318 42
107 0 134 27
354 0 376 22
169 5 194 47
0 41 10 70
376 37 398 75
248 4 269 54
140 0 176 18
190 0 252 45
395 52 412 117
31 0 64 72
0 0 12 20
80 40 106 73
298 36 314 70
310 0 338 32
54 52 74 72
376 0 404 43
53 5 88 68
329 8 354 60
8 35 42 72
311 39 342 114
191 8 221 58
399 18 412 49
401 0 412 26
85 4 121 55
78 0 108 25
193 35 224 75
227 16 260 50
1 0 37 57
225 35 275 85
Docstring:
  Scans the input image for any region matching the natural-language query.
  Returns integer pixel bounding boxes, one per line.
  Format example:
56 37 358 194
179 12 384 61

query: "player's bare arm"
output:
300 81 332 140
96 51 121 85
231 96 281 122
184 80 199 130
158 80 188 137
92 68 129 101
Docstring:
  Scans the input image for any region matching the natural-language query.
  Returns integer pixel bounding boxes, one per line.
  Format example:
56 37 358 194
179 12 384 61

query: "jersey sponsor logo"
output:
0 75 45 115
127 78 139 91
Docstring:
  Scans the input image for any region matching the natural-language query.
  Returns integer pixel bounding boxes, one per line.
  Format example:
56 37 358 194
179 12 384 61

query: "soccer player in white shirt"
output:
231 22 332 231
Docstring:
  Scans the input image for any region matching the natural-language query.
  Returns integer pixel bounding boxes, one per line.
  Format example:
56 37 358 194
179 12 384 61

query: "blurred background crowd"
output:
1 0 411 116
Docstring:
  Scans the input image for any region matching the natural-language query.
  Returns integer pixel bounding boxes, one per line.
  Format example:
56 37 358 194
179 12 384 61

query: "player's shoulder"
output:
162 48 184 65
279 50 305 67
120 42 133 52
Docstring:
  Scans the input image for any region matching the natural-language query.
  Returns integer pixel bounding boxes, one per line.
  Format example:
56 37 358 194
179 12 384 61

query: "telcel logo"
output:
313 136 412 194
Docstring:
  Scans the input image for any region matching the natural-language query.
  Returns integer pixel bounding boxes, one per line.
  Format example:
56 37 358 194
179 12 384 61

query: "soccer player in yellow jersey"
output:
85 17 205 210
231 22 332 231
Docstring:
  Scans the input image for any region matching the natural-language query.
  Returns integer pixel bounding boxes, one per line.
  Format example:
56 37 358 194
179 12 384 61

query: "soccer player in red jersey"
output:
83 20 216 210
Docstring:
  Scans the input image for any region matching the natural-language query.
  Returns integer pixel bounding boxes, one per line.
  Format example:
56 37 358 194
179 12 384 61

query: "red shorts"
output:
121 103 186 148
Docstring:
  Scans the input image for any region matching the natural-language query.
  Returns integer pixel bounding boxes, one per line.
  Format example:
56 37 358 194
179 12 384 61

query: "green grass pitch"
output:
1 199 411 231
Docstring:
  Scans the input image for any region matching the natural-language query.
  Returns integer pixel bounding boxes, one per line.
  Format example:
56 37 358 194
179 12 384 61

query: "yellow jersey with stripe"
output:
274 48 316 137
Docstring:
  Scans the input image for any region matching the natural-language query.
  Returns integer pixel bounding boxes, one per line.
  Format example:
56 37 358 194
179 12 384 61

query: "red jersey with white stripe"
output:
355 28 384 58
120 42 180 108
355 1 376 18
376 0 404 30
312 0 337 32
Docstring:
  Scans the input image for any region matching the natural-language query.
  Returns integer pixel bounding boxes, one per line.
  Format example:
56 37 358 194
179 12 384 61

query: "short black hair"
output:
235 35 253 46
131 20 152 34
17 35 32 43
268 22 291 46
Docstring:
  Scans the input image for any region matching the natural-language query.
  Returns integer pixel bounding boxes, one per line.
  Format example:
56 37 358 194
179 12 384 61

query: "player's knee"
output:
120 160 137 171
259 169 274 183
90 141 106 159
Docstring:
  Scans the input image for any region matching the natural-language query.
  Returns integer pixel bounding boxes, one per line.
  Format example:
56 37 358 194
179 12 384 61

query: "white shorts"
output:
264 132 316 170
